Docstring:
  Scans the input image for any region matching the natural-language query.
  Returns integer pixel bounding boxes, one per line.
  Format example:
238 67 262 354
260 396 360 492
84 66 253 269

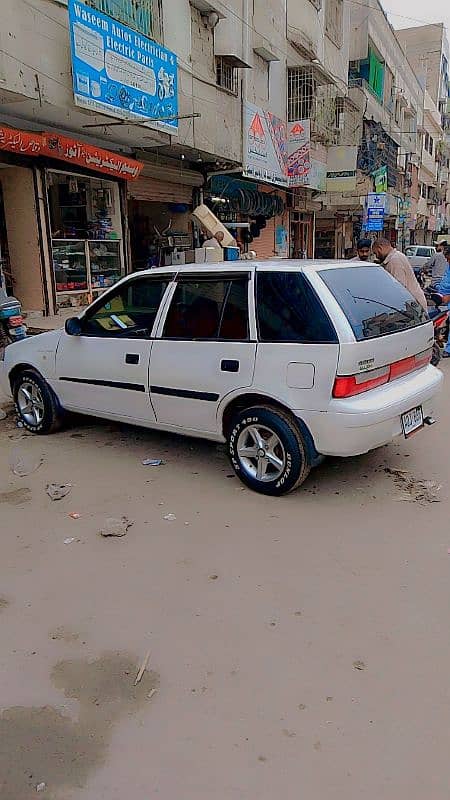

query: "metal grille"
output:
288 67 354 146
216 58 239 96
87 0 163 42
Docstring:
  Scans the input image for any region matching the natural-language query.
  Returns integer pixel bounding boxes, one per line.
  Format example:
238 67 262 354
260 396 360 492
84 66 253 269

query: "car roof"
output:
128 259 377 278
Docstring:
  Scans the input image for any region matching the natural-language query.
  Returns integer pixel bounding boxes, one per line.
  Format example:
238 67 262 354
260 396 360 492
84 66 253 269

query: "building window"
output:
428 135 434 156
288 67 315 121
424 132 429 151
86 0 163 42
325 0 343 48
216 58 239 96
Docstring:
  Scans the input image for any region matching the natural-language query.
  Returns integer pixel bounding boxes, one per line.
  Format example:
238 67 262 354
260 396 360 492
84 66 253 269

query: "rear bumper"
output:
295 364 443 457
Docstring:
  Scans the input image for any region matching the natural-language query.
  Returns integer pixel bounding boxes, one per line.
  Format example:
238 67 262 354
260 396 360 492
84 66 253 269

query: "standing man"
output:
372 238 428 310
426 241 448 280
350 238 372 262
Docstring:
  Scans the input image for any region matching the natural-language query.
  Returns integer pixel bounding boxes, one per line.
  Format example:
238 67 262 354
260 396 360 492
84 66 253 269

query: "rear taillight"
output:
333 349 432 399
333 367 389 398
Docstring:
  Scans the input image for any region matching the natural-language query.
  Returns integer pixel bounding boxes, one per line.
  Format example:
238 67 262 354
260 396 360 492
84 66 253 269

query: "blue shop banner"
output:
68 0 178 133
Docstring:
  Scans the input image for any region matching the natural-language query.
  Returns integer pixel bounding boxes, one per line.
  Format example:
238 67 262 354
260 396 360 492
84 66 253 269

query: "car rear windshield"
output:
319 266 428 341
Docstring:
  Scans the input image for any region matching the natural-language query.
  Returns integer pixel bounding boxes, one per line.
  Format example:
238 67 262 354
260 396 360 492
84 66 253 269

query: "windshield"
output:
319 266 428 341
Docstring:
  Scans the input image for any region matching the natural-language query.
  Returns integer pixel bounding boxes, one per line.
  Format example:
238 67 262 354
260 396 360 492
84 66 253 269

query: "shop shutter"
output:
128 176 193 204
254 218 276 259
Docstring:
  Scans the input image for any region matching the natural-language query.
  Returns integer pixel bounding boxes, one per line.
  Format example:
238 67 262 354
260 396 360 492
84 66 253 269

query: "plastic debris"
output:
142 458 164 467
9 448 43 477
46 483 72 501
353 660 366 671
134 649 151 685
36 783 46 793
0 409 7 421
147 688 157 701
100 516 134 537
163 513 176 522
68 512 81 520
64 538 76 545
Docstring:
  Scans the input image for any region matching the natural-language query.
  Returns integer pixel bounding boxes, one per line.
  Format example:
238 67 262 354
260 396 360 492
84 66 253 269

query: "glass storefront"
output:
47 170 125 308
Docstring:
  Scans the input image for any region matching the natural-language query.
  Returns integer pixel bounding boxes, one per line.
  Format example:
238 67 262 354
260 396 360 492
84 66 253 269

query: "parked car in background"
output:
0 261 442 495
405 245 436 268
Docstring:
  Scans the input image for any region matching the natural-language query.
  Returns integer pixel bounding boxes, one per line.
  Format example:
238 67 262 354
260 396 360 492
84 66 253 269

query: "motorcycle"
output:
0 286 27 347
425 287 448 366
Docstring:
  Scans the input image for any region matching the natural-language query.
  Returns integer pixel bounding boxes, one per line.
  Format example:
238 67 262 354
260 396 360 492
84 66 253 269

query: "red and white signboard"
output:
0 125 143 180
287 119 311 187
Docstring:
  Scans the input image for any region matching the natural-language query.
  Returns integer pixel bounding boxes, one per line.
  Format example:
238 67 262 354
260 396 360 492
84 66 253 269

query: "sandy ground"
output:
1 369 450 800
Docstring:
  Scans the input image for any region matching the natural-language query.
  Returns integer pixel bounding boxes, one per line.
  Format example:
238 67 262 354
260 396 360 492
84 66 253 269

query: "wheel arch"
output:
220 392 322 467
9 363 42 391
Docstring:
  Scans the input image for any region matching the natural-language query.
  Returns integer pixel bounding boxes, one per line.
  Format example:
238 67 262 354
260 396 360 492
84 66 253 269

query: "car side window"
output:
82 278 169 338
405 247 414 257
162 277 249 340
256 272 337 343
417 248 429 257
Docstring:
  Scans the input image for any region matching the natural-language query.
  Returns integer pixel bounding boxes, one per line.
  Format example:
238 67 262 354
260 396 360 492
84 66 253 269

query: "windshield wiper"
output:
345 290 417 321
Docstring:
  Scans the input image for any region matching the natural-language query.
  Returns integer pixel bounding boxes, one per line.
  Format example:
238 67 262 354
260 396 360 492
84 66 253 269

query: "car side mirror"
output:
65 317 83 336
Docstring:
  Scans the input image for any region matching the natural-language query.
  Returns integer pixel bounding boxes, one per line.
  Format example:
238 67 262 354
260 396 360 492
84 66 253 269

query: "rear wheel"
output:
14 370 64 434
431 341 441 366
227 405 311 495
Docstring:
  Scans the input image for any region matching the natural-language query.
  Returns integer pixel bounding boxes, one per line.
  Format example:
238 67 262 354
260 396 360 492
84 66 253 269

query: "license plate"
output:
401 406 424 438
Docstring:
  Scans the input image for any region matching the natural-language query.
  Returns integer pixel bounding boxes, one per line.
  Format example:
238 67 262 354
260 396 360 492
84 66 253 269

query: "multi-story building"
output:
320 0 425 251
397 23 450 239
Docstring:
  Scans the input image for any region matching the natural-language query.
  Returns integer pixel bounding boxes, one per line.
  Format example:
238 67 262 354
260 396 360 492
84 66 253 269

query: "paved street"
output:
1 368 450 800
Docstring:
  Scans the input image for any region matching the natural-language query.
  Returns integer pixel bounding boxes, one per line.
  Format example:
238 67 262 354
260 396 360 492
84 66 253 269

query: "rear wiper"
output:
345 290 416 321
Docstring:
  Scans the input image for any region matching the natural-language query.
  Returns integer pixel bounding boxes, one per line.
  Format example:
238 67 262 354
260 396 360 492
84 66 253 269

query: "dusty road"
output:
1 369 450 800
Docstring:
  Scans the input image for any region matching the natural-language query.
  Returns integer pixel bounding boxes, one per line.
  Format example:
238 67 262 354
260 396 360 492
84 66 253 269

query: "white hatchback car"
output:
0 261 443 495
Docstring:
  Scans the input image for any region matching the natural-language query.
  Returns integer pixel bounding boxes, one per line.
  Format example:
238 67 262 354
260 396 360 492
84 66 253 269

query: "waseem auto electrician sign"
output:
68 0 178 133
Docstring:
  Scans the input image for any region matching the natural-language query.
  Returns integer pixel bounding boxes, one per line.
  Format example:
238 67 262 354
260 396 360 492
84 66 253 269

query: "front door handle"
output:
221 359 239 373
126 353 140 365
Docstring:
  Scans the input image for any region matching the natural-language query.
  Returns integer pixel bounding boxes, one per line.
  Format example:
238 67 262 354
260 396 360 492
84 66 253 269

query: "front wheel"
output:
14 370 64 434
227 405 311 495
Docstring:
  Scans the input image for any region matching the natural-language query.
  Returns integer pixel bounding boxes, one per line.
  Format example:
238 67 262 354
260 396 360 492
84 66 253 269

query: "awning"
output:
0 125 143 180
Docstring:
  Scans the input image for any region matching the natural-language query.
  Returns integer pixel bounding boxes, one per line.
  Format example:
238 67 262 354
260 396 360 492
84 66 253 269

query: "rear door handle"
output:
126 353 140 365
221 359 239 373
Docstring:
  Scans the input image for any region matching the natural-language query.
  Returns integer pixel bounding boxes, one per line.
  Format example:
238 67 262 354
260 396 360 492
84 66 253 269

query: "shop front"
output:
47 171 125 309
0 123 142 315
128 164 204 269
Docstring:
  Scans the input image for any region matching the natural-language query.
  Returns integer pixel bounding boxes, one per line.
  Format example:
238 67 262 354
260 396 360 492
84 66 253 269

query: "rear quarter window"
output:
319 266 428 341
256 272 337 343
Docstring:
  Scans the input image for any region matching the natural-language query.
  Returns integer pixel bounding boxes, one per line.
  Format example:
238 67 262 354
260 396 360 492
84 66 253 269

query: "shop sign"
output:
373 165 388 193
243 102 288 188
68 0 178 134
326 146 358 192
287 120 310 187
0 126 43 156
0 124 143 180
364 192 385 231
307 158 327 192
398 198 410 224
41 134 143 179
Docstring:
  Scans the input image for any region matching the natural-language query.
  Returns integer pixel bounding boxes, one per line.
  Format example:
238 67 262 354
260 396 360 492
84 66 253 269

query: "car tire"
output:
227 405 311 496
14 370 64 434
431 342 441 366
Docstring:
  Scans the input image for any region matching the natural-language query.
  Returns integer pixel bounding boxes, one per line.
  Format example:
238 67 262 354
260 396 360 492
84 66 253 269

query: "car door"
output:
54 274 172 421
149 272 257 433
